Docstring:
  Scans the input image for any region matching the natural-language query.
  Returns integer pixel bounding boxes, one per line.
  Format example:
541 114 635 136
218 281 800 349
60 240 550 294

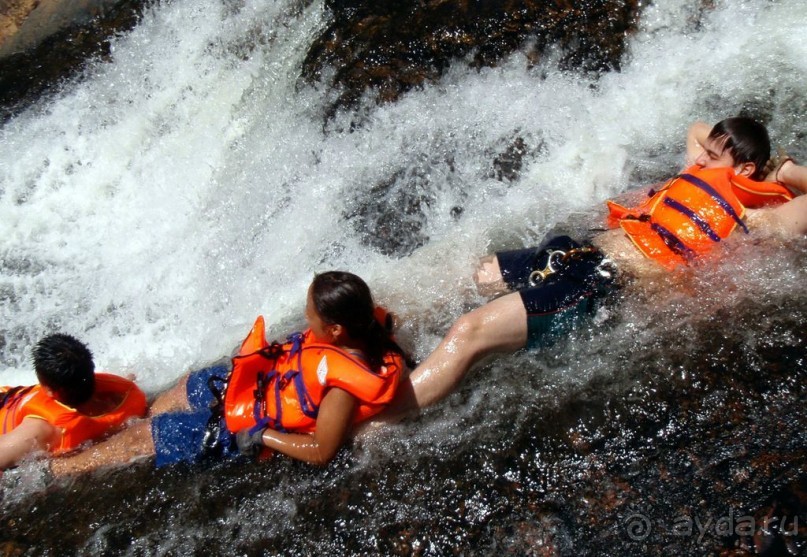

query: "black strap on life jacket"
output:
651 222 696 261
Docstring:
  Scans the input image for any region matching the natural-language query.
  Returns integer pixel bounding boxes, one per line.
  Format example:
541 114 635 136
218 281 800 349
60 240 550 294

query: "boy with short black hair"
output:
0 334 146 471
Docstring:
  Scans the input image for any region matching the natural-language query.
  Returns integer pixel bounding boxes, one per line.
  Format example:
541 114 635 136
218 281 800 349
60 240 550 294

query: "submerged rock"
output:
307 0 639 257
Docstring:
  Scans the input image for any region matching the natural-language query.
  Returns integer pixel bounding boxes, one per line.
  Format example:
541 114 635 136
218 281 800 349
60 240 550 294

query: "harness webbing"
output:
678 173 749 234
200 373 230 458
249 332 319 435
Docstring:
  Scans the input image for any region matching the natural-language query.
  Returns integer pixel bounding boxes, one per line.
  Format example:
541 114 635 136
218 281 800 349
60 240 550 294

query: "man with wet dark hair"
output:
388 117 807 412
0 334 146 471
696 117 772 180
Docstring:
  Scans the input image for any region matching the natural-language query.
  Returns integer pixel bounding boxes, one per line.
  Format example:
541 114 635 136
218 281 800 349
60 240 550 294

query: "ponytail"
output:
362 317 415 373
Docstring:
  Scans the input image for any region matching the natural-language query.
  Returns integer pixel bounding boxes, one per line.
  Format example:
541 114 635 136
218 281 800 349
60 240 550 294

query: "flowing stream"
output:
0 0 805 554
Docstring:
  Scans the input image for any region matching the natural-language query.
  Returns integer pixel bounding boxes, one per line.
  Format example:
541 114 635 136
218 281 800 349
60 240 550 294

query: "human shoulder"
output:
0 416 58 470
18 415 57 437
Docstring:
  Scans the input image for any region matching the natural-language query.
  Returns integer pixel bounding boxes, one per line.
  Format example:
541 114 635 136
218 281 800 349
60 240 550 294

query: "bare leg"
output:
387 292 528 414
50 420 155 477
473 254 509 297
148 375 191 416
50 371 212 476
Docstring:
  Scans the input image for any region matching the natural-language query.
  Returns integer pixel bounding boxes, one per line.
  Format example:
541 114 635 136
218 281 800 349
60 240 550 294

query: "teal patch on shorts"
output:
525 295 594 349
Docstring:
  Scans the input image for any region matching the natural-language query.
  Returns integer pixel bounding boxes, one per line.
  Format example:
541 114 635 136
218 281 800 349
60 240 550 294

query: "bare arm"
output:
50 419 155 476
774 160 807 195
748 160 807 237
685 121 711 167
0 417 57 470
770 194 807 235
258 387 358 466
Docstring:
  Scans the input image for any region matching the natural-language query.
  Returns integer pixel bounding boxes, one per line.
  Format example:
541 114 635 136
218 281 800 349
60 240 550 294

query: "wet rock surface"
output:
0 0 120 58
344 133 545 259
313 0 641 258
1 0 643 123
0 0 149 121
302 0 643 114
1 1 805 555
1 266 805 555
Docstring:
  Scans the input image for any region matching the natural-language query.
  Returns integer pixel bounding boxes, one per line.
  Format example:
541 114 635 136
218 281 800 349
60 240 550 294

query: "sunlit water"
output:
0 0 805 554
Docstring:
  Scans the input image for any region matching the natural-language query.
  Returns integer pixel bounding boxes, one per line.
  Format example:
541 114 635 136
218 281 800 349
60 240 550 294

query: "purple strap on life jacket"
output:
249 332 320 435
287 333 319 419
678 173 749 234
662 197 722 242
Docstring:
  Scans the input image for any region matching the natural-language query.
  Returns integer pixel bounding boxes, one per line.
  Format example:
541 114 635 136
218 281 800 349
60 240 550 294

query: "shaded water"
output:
1 0 806 554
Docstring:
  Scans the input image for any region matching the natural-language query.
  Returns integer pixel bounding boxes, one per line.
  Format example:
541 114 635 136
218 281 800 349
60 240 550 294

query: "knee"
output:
444 309 488 349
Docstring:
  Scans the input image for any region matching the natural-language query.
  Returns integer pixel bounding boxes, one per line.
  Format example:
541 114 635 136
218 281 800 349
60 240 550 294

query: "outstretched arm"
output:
252 387 358 466
771 159 807 195
748 159 807 237
685 121 711 167
0 417 57 470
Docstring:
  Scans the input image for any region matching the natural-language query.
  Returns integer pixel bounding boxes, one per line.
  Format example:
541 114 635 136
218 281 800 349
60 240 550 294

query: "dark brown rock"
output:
0 0 148 121
302 0 643 114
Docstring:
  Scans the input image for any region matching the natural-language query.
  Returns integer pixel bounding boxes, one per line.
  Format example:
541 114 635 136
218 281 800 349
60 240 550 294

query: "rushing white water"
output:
0 0 805 398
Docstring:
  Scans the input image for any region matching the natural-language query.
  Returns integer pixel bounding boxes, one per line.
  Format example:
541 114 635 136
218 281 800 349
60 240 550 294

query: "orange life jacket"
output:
606 165 793 268
0 373 147 453
224 315 405 435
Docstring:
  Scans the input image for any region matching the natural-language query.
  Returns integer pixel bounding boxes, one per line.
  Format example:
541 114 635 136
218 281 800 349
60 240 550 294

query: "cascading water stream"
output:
0 0 805 554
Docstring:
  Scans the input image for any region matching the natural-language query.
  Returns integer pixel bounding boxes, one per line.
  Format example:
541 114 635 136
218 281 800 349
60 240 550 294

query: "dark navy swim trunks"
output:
495 236 618 348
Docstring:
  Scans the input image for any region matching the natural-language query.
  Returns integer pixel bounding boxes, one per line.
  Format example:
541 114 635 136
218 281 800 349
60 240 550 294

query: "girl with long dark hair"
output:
51 271 410 474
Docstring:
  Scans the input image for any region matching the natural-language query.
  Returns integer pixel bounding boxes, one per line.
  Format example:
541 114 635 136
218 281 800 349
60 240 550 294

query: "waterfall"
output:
1 0 805 553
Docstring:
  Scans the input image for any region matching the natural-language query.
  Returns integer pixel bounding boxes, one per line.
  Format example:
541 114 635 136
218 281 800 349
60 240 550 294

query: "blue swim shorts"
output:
151 365 239 467
495 236 618 349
